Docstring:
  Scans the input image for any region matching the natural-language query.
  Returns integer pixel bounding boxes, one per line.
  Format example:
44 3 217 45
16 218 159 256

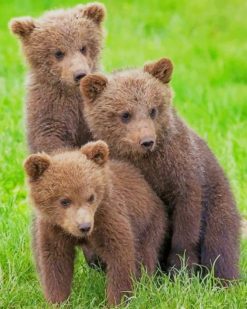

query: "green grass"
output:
0 0 247 307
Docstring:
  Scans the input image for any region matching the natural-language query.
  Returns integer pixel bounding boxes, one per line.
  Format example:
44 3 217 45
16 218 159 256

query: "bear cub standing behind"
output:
9 3 106 153
24 141 166 305
80 58 240 283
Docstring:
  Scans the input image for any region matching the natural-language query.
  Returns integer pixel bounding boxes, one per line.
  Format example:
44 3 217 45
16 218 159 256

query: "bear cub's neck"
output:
29 70 83 100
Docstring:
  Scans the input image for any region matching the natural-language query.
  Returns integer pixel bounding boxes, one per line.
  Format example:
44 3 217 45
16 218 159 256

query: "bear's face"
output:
80 58 173 156
9 3 105 86
24 141 109 238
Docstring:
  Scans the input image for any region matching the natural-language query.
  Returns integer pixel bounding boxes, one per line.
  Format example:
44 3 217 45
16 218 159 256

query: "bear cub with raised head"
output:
80 58 240 283
24 141 166 305
9 2 105 153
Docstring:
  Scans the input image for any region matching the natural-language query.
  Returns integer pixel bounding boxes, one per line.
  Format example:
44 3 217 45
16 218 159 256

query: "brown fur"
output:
80 58 240 282
9 3 106 153
24 141 166 305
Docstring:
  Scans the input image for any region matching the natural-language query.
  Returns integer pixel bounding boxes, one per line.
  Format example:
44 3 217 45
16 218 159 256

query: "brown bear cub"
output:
24 141 166 305
80 59 240 283
9 2 105 153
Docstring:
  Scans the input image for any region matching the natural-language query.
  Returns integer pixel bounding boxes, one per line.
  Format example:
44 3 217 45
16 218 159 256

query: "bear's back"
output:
106 160 165 235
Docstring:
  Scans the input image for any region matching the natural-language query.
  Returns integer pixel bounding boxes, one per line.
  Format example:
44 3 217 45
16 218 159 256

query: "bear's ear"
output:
24 153 50 181
81 2 106 25
144 58 173 84
9 17 36 38
81 141 109 166
80 74 108 102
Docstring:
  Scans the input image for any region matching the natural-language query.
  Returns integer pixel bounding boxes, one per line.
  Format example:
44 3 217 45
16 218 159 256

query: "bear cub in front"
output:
24 141 166 306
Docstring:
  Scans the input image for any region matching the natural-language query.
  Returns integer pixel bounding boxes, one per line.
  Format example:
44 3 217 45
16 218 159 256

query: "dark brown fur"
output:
80 58 240 282
9 3 106 153
24 141 166 305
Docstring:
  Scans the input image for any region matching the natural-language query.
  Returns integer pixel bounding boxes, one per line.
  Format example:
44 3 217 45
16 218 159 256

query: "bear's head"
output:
80 58 173 156
9 3 106 87
24 141 109 238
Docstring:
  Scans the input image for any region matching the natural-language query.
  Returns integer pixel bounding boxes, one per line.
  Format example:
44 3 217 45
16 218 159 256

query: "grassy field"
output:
0 0 247 307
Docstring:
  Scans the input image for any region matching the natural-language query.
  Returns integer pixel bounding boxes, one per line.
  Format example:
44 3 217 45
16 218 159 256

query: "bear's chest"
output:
77 104 93 146
133 153 171 199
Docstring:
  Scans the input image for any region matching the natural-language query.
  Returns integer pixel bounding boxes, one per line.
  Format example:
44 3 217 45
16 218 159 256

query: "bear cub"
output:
24 141 166 305
9 3 106 153
80 58 240 283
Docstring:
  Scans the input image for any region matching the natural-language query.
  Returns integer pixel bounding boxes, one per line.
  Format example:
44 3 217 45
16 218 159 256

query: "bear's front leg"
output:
106 255 136 306
138 210 167 277
167 179 202 274
33 218 76 304
93 214 136 306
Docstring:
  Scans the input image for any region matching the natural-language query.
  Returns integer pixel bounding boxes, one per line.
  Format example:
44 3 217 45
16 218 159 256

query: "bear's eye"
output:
55 50 65 60
87 194 95 203
80 46 87 55
60 198 71 208
121 112 131 124
150 107 158 119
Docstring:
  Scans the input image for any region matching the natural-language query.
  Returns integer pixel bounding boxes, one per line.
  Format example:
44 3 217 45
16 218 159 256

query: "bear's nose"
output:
74 71 87 82
140 138 155 150
78 222 91 233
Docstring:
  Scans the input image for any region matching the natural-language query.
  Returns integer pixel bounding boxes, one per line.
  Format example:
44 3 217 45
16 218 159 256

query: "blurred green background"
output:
0 0 246 307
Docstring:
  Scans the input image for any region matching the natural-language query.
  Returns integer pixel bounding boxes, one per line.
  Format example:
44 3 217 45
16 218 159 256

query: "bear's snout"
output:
140 137 155 151
78 222 91 234
74 70 87 82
